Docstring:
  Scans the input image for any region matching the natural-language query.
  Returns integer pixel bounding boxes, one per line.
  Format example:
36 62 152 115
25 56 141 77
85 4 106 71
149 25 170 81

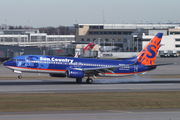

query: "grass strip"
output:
0 92 180 112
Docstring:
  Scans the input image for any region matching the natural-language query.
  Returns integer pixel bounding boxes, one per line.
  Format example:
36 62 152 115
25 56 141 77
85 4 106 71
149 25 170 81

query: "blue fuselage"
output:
4 55 155 77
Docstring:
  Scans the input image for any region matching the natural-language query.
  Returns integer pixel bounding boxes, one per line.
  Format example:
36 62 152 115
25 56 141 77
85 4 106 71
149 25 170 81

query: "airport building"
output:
74 23 180 56
0 29 75 61
0 29 75 47
1 23 180 61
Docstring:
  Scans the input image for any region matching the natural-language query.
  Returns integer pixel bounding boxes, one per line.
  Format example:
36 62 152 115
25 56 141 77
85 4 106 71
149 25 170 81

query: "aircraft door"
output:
25 57 30 66
134 65 138 72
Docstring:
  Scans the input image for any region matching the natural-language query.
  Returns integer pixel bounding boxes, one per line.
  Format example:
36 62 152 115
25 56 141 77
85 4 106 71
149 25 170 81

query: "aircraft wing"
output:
73 62 175 75
77 63 135 75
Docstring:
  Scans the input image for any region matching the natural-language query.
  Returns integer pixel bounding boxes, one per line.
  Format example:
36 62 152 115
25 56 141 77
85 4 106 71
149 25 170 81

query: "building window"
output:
89 31 93 35
129 32 132 34
87 38 90 42
123 38 127 43
100 26 103 29
170 32 180 35
118 32 122 35
175 39 180 41
123 32 128 35
89 26 103 29
94 32 98 35
142 39 151 41
113 32 117 35
108 32 112 34
105 39 108 42
175 45 180 47
81 38 84 41
100 31 103 35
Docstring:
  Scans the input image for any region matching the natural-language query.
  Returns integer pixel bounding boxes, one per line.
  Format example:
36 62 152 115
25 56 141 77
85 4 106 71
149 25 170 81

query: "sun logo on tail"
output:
137 33 163 65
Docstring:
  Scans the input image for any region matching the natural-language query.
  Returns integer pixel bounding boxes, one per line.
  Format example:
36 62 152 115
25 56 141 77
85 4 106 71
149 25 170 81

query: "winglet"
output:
156 33 163 39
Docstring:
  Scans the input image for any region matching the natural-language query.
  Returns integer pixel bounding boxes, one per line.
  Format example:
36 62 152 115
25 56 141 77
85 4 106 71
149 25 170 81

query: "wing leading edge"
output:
80 63 136 75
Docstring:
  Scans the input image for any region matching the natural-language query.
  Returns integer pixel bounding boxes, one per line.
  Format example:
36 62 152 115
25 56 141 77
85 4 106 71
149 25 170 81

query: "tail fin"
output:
74 52 79 58
136 33 163 65
84 43 96 50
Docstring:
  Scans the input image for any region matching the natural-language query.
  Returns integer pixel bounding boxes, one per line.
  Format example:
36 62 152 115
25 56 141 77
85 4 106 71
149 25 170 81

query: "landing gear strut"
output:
76 78 82 83
75 75 94 84
86 75 93 84
18 75 22 79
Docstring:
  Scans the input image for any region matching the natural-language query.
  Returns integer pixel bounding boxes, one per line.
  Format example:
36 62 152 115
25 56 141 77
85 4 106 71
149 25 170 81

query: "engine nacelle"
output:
66 70 84 78
49 73 66 77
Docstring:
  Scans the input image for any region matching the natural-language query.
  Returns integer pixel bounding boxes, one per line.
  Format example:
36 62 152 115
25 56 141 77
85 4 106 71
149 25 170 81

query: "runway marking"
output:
130 84 175 85
0 91 54 94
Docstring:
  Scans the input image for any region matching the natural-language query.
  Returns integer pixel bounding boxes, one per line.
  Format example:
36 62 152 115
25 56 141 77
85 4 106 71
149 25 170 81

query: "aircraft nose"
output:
4 60 15 66
4 61 9 66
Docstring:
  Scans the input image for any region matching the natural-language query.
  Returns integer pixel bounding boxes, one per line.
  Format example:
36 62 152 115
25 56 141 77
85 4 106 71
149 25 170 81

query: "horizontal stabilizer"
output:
146 63 176 67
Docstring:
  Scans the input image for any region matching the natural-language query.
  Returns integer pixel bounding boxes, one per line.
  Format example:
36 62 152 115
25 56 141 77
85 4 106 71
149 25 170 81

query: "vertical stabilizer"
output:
136 33 163 65
84 43 96 50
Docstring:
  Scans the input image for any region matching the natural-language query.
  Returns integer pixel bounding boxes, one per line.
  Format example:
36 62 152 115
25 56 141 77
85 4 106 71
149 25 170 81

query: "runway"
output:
1 109 180 120
0 77 180 94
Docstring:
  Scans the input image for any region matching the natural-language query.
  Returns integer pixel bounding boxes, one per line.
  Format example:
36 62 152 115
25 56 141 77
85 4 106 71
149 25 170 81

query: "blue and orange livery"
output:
137 33 163 65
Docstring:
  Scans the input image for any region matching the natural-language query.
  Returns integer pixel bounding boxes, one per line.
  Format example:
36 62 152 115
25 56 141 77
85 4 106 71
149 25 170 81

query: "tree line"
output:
39 26 75 35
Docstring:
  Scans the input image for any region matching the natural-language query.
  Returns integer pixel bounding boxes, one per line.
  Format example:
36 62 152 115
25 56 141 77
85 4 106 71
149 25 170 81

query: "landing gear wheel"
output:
76 78 82 83
18 75 22 79
86 78 93 84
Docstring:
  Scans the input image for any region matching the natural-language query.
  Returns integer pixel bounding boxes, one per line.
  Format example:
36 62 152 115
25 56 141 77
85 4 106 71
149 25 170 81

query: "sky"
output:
0 0 180 28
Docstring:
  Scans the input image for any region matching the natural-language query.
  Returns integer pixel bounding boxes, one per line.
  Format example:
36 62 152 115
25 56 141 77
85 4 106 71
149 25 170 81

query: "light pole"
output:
103 8 104 25
28 19 31 29
137 38 139 52
5 19 8 30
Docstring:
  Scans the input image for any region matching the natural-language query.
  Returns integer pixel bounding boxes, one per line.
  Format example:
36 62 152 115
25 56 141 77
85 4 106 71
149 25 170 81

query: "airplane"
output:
4 33 173 84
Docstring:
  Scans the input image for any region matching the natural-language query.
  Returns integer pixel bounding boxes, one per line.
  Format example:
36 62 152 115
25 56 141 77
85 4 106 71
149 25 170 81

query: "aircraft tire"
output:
86 78 93 84
18 75 22 79
76 78 82 83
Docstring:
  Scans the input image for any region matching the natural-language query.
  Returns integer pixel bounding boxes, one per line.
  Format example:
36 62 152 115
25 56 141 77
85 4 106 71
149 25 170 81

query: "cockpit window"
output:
11 59 19 61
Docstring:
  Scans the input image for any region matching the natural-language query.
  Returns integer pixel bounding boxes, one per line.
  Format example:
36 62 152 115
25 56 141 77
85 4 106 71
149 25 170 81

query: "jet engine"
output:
66 69 84 78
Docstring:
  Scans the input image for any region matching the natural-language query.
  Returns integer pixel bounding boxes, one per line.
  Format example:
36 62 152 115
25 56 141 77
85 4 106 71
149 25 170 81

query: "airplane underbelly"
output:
99 73 137 77
37 68 66 74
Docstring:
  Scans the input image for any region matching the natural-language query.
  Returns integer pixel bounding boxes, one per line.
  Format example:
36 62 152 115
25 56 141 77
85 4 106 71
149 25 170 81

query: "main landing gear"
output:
76 77 93 84
18 75 22 79
76 78 82 83
86 78 93 84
